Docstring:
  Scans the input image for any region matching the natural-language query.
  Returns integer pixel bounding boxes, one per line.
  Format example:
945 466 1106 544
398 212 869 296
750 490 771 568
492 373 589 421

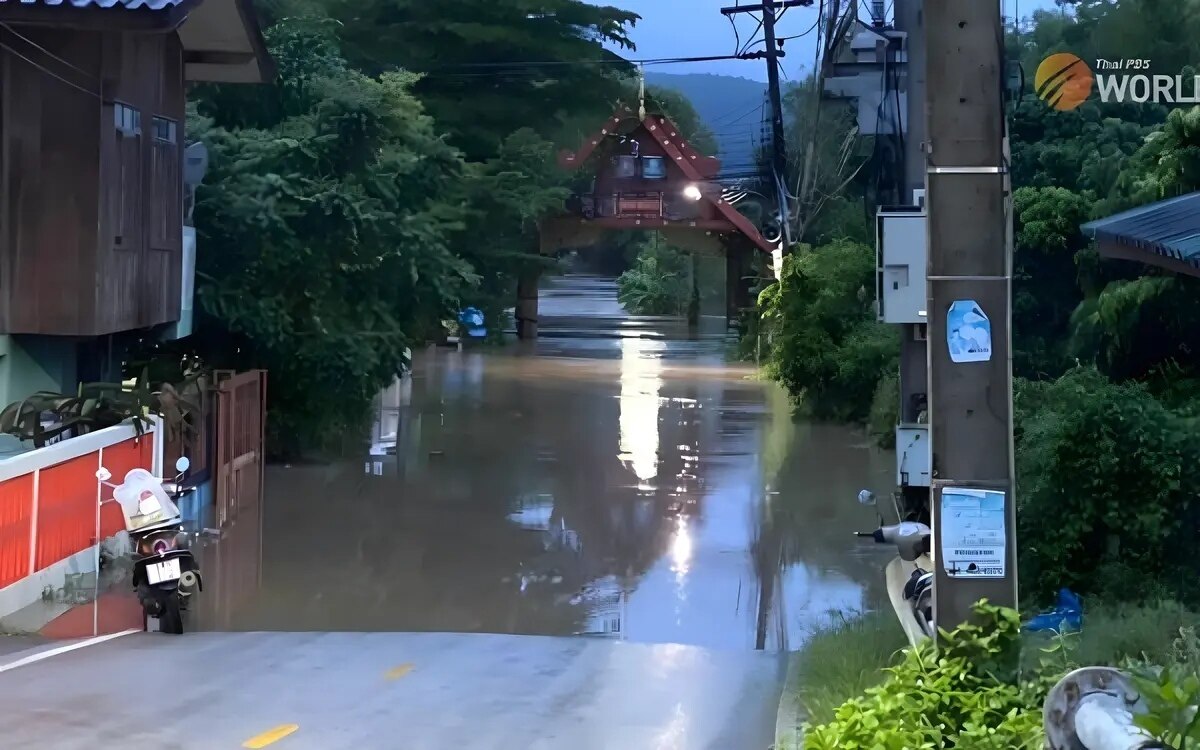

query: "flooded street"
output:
208 275 895 651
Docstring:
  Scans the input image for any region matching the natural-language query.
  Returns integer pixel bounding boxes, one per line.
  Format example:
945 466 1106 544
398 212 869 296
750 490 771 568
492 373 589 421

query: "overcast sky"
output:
601 1 1061 81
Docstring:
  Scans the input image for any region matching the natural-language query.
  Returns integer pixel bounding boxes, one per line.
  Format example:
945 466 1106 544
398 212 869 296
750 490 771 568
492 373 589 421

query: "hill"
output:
645 72 767 173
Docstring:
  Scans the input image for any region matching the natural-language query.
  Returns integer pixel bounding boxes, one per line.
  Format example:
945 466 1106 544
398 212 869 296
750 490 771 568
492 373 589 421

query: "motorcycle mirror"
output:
175 456 191 474
95 467 112 482
857 489 877 507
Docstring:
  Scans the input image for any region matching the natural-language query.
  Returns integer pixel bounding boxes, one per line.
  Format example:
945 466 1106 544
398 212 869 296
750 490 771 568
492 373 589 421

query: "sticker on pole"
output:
946 300 992 363
939 488 1006 578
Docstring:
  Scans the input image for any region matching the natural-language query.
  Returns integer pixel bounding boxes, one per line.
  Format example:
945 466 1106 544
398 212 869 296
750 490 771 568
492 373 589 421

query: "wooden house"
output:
547 104 775 254
0 0 272 403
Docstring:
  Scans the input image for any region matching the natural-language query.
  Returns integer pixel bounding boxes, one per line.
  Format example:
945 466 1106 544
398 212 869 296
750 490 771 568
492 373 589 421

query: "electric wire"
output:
0 39 100 99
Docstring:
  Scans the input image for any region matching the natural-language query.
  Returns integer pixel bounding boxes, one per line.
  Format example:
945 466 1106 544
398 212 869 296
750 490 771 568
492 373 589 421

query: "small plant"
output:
802 601 1049 749
0 368 202 448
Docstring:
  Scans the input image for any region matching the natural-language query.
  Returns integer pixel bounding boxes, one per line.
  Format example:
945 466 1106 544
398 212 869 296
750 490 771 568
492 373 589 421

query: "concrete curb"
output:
773 654 806 750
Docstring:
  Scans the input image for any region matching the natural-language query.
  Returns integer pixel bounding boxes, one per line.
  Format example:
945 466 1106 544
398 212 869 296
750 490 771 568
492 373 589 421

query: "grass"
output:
789 609 908 726
1024 599 1200 672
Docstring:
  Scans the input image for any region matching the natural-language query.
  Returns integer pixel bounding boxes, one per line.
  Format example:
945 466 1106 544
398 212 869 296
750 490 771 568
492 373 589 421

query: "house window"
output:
114 103 141 135
150 116 180 249
112 102 142 249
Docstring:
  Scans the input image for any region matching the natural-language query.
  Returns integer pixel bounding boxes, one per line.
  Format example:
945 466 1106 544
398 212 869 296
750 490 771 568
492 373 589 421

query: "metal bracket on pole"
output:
927 166 1007 174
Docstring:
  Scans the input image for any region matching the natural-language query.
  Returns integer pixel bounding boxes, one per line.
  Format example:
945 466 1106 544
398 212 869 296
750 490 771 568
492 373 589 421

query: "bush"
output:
804 600 1200 749
1015 367 1200 606
760 241 899 422
803 602 1047 749
867 371 899 450
616 240 692 315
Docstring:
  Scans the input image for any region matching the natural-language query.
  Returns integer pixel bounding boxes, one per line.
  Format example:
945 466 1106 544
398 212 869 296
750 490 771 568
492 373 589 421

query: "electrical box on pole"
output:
876 208 928 325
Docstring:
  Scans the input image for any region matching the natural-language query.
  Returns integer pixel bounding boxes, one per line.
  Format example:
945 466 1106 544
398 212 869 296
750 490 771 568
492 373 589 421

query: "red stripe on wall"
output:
35 455 99 572
99 436 156 539
0 475 34 589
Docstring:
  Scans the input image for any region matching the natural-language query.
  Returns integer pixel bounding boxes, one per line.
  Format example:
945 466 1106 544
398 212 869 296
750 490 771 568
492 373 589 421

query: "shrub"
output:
1015 368 1200 606
802 602 1048 749
759 241 899 422
616 240 692 315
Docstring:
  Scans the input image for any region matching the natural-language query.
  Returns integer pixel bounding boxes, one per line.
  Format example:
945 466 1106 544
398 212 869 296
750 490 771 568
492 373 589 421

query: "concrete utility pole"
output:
924 0 1018 627
721 0 812 252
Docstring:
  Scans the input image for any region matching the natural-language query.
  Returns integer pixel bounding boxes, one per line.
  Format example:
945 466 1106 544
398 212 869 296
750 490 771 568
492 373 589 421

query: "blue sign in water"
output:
946 299 992 363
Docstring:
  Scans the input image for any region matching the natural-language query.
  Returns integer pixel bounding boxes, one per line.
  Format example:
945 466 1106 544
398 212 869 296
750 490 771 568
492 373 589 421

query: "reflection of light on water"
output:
671 517 692 578
617 337 665 482
653 702 689 750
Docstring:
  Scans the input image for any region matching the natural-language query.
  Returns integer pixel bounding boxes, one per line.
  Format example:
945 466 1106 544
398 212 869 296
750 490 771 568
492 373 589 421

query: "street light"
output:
682 184 703 202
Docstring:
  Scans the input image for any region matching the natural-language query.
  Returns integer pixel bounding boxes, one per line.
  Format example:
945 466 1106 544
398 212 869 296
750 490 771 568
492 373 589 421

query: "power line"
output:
0 39 99 100
423 53 773 71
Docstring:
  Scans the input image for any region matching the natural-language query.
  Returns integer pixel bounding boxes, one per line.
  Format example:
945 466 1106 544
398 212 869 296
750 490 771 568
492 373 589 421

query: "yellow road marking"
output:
385 663 415 680
242 724 299 748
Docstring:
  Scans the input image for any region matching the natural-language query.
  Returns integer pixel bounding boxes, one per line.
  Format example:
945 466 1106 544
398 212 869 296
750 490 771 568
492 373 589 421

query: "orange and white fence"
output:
0 419 162 621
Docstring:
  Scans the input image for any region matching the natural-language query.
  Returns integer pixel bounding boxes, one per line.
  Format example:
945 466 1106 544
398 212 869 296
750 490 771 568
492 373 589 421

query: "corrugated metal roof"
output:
0 0 184 10
1082 191 1200 268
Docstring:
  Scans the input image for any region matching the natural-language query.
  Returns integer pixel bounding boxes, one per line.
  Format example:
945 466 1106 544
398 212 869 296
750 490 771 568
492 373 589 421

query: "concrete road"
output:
0 631 785 750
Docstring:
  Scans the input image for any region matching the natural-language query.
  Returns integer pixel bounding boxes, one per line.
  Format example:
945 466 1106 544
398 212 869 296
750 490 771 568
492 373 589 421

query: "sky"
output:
601 0 1061 81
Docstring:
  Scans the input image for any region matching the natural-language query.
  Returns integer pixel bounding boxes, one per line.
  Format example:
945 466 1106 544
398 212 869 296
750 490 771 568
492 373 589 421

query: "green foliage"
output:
1013 186 1092 378
1015 368 1200 605
645 85 717 156
802 602 1048 749
616 239 692 316
319 0 639 160
867 372 898 450
759 241 898 421
0 369 201 448
189 20 474 455
790 610 907 726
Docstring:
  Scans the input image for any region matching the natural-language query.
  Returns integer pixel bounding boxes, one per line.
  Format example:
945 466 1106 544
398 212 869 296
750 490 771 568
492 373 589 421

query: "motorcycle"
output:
96 456 202 634
854 489 936 645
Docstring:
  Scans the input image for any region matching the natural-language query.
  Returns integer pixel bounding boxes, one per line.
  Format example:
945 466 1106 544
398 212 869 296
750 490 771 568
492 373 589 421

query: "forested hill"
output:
645 72 767 170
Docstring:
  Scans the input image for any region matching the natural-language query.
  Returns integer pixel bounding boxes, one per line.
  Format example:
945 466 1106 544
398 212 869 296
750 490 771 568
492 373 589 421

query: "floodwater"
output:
201 275 896 651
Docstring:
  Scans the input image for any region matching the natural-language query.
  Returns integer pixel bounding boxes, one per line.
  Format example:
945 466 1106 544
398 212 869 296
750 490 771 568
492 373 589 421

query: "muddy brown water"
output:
200 275 896 651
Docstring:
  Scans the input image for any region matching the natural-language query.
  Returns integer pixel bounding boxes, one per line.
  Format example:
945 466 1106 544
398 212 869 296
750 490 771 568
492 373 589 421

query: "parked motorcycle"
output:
854 489 935 645
96 457 202 634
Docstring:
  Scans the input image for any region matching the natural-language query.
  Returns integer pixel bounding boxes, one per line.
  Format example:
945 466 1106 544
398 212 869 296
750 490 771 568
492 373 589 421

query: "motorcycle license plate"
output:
147 559 182 585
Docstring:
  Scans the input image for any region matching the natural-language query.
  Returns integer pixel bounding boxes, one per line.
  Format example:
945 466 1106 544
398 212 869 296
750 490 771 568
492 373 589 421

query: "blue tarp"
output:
1024 588 1083 633
457 307 486 338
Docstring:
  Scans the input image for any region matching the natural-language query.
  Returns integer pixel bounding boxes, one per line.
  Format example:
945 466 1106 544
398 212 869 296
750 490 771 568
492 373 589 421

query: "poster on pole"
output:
939 487 1006 578
946 300 992 363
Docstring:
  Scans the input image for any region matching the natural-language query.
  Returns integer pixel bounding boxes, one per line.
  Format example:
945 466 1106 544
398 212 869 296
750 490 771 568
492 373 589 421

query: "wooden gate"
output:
213 370 266 528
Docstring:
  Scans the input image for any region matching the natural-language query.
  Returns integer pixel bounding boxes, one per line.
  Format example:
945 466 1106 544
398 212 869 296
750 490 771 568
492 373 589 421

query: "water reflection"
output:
618 336 664 485
203 275 895 650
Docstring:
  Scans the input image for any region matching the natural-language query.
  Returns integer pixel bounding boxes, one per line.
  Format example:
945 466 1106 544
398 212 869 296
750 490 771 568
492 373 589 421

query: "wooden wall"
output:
0 26 184 337
592 131 716 223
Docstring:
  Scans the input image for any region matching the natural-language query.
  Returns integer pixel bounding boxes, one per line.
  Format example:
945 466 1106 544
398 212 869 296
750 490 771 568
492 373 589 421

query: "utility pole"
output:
924 0 1018 628
721 0 812 252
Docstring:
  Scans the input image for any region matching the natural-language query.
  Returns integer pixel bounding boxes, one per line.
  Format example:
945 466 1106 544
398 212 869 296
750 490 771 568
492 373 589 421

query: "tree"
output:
187 19 473 455
320 0 641 160
1012 186 1092 378
645 85 717 155
759 239 898 421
